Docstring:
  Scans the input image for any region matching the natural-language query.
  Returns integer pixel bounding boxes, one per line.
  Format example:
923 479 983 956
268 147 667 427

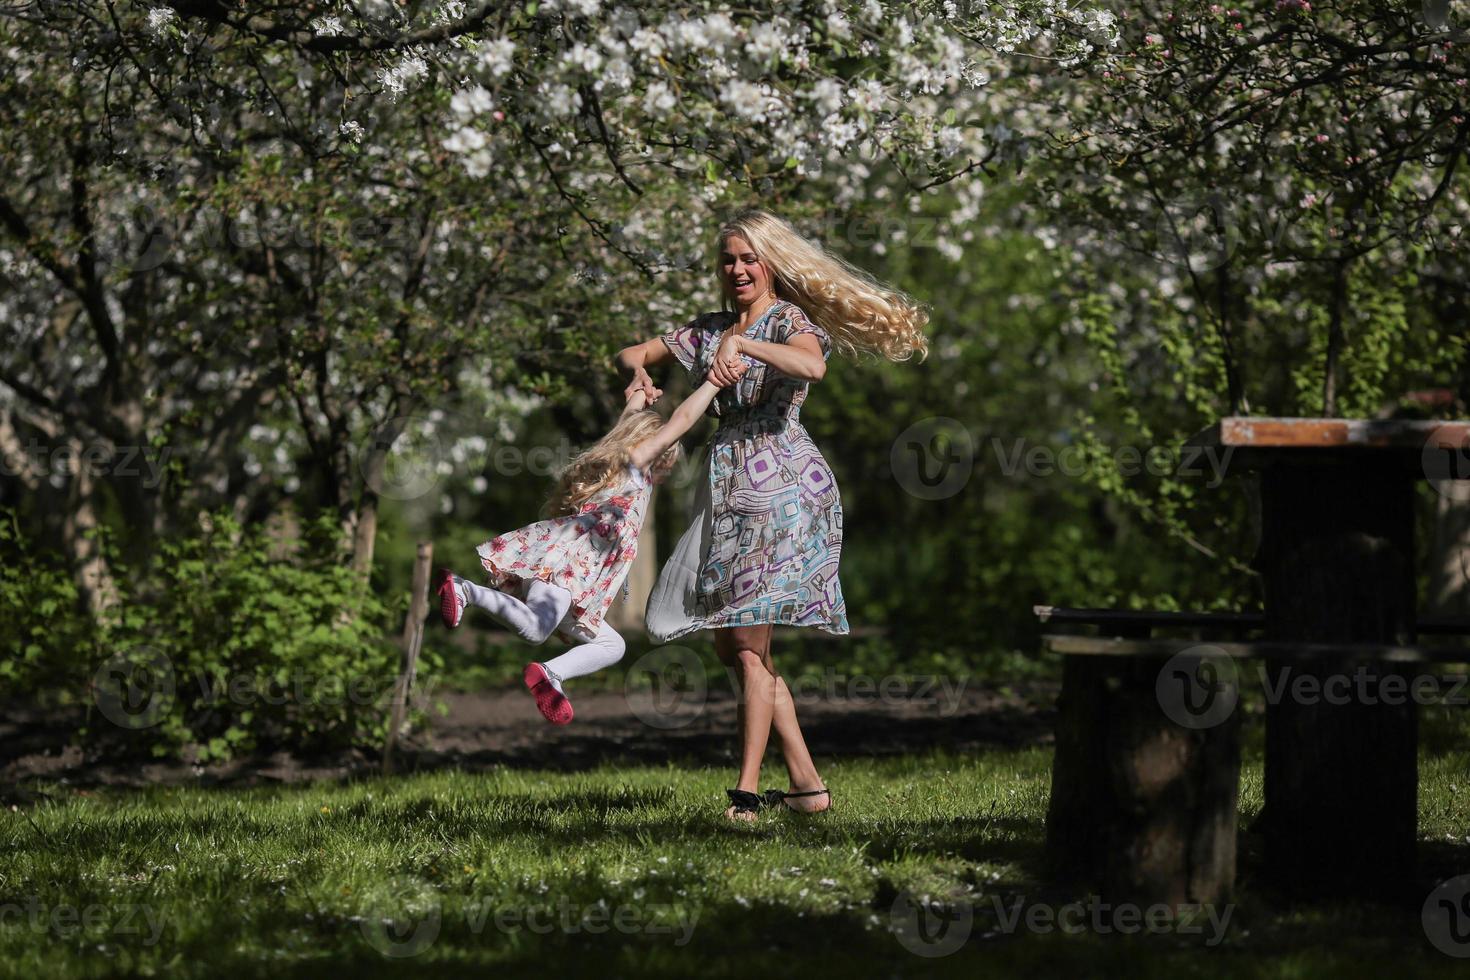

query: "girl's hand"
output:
707 331 746 388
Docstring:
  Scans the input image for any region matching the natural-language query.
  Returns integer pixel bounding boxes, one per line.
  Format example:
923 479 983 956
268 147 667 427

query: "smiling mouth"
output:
733 277 753 288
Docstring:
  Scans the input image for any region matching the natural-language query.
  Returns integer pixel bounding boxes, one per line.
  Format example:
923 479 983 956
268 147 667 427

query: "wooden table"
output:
1185 416 1470 899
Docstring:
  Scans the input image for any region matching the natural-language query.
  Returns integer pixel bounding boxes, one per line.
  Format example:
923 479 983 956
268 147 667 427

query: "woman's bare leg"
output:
769 676 829 811
715 625 829 816
714 625 776 821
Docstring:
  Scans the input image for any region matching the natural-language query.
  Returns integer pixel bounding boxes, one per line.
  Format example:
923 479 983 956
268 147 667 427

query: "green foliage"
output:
0 512 88 694
0 509 402 762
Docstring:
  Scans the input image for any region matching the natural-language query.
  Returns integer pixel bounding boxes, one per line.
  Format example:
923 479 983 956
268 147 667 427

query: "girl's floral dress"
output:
645 299 849 641
477 464 651 642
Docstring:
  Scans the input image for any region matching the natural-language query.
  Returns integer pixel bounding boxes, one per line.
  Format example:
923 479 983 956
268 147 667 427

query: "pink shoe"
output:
433 567 462 629
523 662 573 725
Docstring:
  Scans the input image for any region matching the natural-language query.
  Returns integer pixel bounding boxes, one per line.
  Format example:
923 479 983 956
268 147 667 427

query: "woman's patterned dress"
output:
645 299 849 640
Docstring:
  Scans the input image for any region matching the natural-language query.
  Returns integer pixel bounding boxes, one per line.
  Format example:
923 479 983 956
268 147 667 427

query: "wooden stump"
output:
383 541 433 775
1046 649 1240 907
1255 462 1418 898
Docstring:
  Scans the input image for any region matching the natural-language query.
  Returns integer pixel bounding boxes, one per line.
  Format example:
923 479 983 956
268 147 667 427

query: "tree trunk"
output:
351 490 379 578
1045 634 1239 907
61 440 120 617
607 492 656 634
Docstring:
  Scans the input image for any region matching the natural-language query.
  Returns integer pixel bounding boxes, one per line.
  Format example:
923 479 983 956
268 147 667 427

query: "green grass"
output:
3 744 1468 978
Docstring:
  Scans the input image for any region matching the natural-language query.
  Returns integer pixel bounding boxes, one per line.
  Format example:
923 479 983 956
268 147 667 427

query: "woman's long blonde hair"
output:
543 409 681 518
716 209 929 361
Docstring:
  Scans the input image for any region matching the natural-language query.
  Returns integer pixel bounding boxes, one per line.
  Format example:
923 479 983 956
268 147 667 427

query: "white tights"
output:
456 576 625 688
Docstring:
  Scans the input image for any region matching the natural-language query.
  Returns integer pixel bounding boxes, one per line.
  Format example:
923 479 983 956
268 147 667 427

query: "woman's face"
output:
719 234 773 307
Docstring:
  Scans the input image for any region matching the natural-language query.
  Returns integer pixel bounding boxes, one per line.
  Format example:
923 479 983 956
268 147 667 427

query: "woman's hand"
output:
623 365 661 404
707 330 746 388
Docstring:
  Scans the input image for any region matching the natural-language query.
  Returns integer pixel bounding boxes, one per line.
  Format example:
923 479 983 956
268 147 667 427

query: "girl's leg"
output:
714 624 778 821
542 621 626 684
458 576 570 643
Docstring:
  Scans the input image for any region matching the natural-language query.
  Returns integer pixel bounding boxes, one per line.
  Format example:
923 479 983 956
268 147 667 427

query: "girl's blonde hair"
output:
543 409 681 518
716 208 930 361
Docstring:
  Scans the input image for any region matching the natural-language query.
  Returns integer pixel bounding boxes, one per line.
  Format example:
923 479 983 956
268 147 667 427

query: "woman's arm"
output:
707 333 826 386
627 377 734 472
615 337 675 401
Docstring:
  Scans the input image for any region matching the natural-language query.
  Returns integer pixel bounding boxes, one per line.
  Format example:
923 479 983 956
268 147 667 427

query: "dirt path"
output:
1 680 1057 792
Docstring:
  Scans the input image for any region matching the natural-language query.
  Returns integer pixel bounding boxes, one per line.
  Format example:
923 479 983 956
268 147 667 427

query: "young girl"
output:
434 369 744 724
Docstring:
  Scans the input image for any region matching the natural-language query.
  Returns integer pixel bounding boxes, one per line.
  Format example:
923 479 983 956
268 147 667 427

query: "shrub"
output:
1 508 408 762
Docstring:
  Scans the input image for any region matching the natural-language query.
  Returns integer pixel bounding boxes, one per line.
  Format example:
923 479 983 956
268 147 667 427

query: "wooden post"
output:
1045 625 1239 907
1255 462 1418 899
383 541 433 775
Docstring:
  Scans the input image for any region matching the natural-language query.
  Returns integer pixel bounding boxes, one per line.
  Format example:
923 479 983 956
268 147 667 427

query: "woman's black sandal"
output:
725 788 767 817
762 788 830 812
726 787 832 818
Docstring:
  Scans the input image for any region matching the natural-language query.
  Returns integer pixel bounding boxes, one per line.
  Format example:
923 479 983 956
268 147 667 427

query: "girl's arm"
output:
627 378 733 473
620 384 649 420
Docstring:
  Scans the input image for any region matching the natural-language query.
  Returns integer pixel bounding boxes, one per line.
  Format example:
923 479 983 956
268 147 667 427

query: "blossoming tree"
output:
0 0 1122 604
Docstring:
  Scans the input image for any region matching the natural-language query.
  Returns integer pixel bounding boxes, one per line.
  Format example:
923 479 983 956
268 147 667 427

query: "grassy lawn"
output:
3 743 1468 978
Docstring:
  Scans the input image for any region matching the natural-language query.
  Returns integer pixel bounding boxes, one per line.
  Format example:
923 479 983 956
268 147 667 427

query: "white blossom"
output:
450 85 494 120
478 37 516 78
806 78 844 115
720 80 763 120
443 125 486 152
937 126 965 157
642 81 677 117
541 83 582 117
628 28 666 60
378 53 428 99
600 57 633 92
745 22 785 63
562 42 603 74
145 8 177 39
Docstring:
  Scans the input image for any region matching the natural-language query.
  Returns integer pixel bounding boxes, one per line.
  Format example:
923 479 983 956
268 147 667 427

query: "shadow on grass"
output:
140 879 1465 980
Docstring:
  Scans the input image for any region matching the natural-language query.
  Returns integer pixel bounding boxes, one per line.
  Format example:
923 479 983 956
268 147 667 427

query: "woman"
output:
616 208 928 821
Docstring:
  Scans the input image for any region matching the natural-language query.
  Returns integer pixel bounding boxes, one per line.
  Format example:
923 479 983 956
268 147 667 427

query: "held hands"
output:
707 330 749 388
623 364 662 406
